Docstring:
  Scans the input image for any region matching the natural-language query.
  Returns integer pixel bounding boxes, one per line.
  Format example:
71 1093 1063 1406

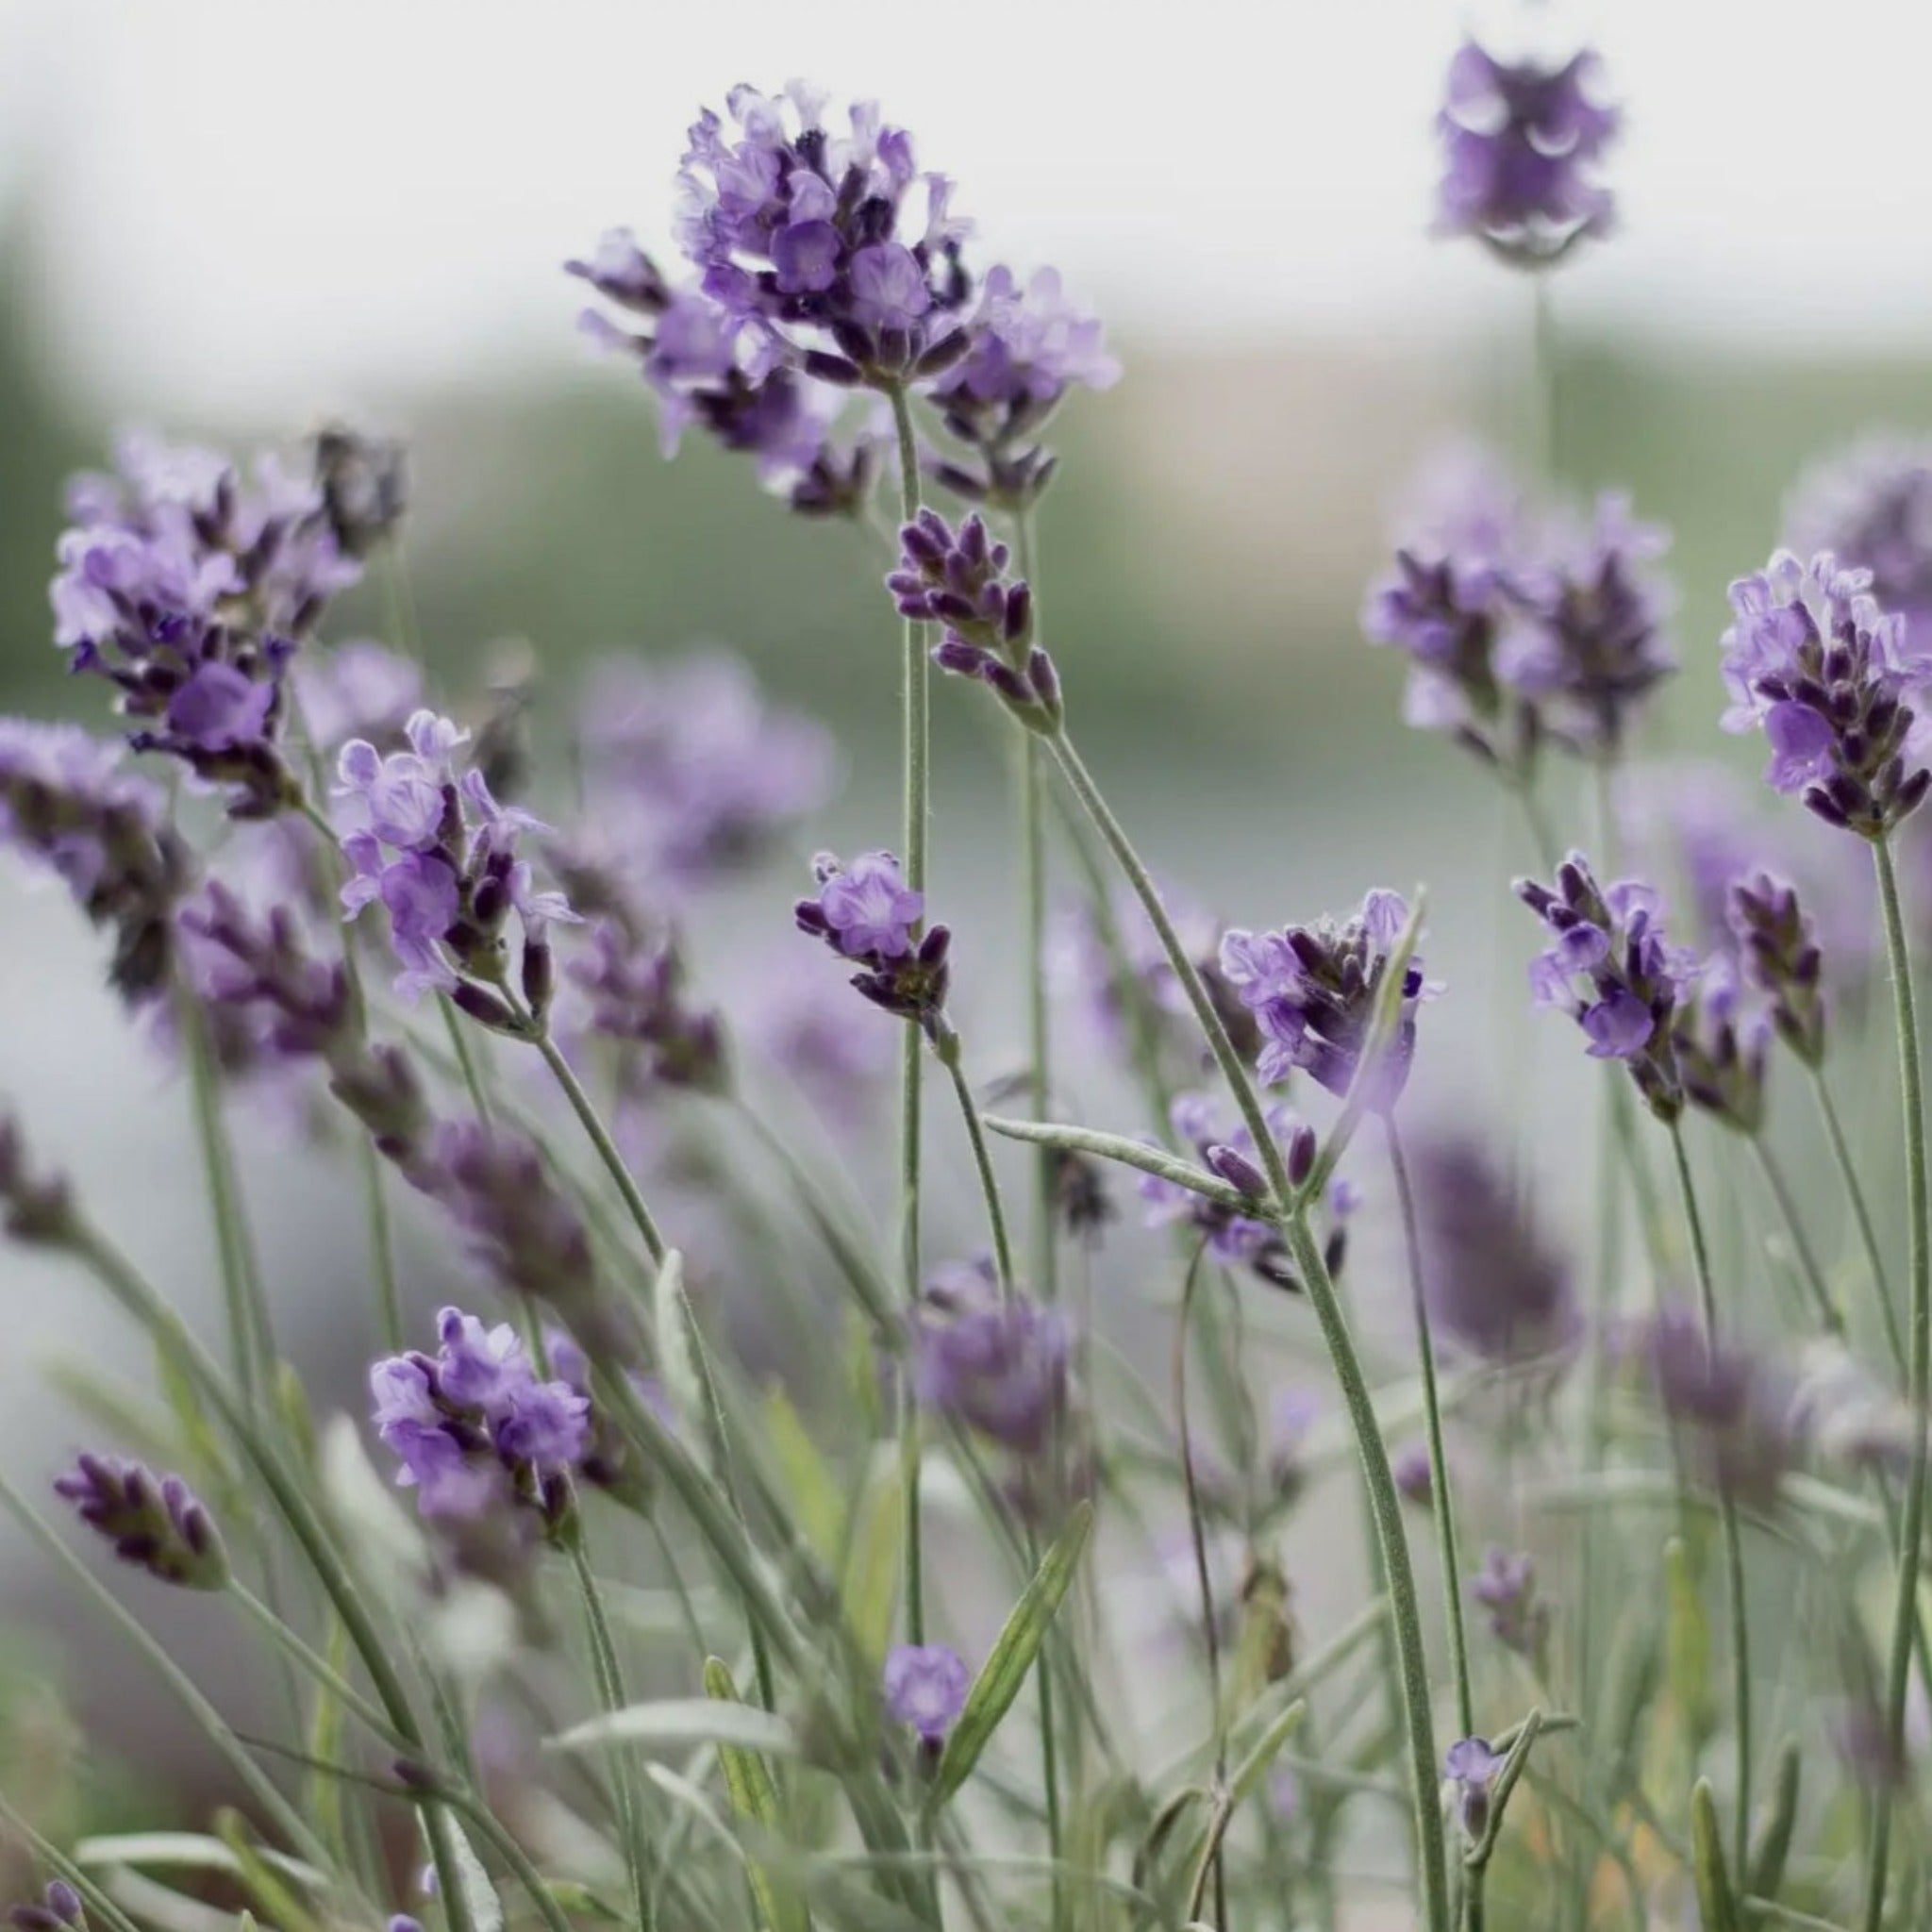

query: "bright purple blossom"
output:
1435 42 1619 263
0 719 189 1006
914 1259 1069 1455
1720 550 1932 837
55 1454 227 1591
371 1306 591 1526
882 1642 970 1744
1519 853 1698 1120
337 709 575 1008
795 849 951 1033
1219 890 1434 1108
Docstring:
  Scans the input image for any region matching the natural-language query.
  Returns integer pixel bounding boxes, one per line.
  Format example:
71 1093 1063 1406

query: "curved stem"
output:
1666 1123 1752 1875
1280 1211 1451 1932
1861 836 1930 1932
888 381 930 1652
1386 1122 1474 1741
1810 1063 1907 1377
940 1044 1016 1297
532 1031 667 1266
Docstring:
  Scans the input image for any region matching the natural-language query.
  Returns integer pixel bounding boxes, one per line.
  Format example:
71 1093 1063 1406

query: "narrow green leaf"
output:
653 1251 708 1456
549 1696 798 1758
1690 1777 1740 1932
705 1657 810 1932
71 1837 323 1891
1664 1536 1715 1749
934 1499 1095 1804
840 1455 903 1670
438 1818 505 1932
1227 1697 1307 1808
1746 1736 1802 1904
211 1812 315 1932
764 1385 846 1563
979 1119 1257 1215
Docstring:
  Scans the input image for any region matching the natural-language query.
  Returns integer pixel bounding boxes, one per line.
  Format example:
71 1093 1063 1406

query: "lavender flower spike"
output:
1434 42 1619 265
1218 890 1436 1108
795 849 951 1036
882 1642 970 1744
55 1454 228 1591
1720 550 1932 838
1729 871 1828 1066
1518 853 1698 1121
1471 1545 1548 1659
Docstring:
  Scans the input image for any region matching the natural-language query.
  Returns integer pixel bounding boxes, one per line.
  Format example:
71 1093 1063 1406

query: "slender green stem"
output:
1666 1123 1752 1875
1386 1122 1474 1740
1280 1212 1451 1932
532 1031 667 1265
887 381 930 1658
1810 1063 1907 1377
358 1131 405 1354
569 1534 654 1932
229 1581 404 1747
1861 836 1930 1932
940 1042 1016 1297
441 991 495 1124
1750 1136 1843 1341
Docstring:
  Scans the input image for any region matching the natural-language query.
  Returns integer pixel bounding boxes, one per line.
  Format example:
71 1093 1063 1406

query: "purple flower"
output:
1219 890 1434 1108
1471 1546 1548 1658
748 956 893 1124
1786 436 1932 661
795 850 951 1034
1140 1091 1300 1287
50 431 361 814
1443 1736 1503 1840
1620 1307 1801 1507
565 915 727 1094
930 265 1120 509
8 1883 86 1932
336 709 575 1008
914 1259 1069 1455
882 1642 970 1743
0 719 189 1006
1434 42 1619 264
293 641 424 752
1407 1136 1578 1366
371 1306 591 1527
1720 550 1932 838
1519 854 1698 1120
568 653 835 888
55 1454 227 1591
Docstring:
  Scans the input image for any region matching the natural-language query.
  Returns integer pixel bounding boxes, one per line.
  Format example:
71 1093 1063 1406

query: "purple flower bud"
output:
796 851 950 1033
55 1455 228 1591
1206 1142 1270 1200
1443 1736 1503 1841
882 1642 970 1744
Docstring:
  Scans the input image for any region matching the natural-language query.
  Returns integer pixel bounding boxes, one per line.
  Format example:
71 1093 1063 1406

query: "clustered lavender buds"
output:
567 915 727 1094
1219 890 1432 1109
1729 871 1828 1065
1670 957 1770 1135
1139 1093 1307 1290
1520 855 1697 1120
337 708 575 1017
913 1258 1069 1455
794 849 950 1037
50 433 364 815
55 1454 227 1591
1720 551 1932 839
0 721 188 1006
891 509 1060 732
1434 42 1619 265
8 1883 85 1932
371 1308 590 1528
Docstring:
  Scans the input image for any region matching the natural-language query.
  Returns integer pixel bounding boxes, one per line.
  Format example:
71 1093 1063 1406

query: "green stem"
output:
1666 1123 1752 1876
441 991 495 1125
1750 1136 1843 1341
888 381 930 1654
568 1533 654 1932
1861 836 1930 1932
940 1042 1016 1297
1280 1212 1451 1932
358 1131 406 1355
229 1581 404 1747
532 1031 667 1266
1810 1063 1906 1378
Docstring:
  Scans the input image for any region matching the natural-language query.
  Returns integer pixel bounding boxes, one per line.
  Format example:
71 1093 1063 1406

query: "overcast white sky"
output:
5 0 1932 418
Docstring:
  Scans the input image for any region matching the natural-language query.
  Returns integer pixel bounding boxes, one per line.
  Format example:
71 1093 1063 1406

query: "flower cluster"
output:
1729 872 1828 1066
50 432 366 814
1720 551 1932 838
1407 1137 1577 1366
0 721 189 1007
1472 1546 1548 1659
372 1308 590 1527
1434 42 1619 264
55 1454 227 1591
927 266 1121 508
913 1258 1069 1456
1786 437 1932 658
794 849 950 1036
566 913 727 1095
891 510 1060 731
1364 453 1674 768
1219 890 1432 1108
337 709 575 1011
1519 855 1697 1120
570 654 835 890
1670 955 1770 1135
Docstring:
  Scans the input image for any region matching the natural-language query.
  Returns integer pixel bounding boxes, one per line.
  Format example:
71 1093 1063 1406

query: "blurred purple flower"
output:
1787 436 1932 660
1471 1546 1548 1658
293 641 425 752
914 1258 1069 1455
883 1642 970 1743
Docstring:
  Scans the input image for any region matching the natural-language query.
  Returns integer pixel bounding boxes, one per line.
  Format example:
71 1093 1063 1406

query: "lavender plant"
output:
6 42 1932 1932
